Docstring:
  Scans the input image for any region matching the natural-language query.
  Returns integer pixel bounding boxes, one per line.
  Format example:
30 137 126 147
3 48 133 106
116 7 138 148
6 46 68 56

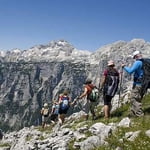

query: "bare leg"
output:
104 105 109 119
58 114 65 125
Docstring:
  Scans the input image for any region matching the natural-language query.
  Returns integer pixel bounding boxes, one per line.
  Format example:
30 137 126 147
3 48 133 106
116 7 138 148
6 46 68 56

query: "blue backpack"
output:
60 96 70 110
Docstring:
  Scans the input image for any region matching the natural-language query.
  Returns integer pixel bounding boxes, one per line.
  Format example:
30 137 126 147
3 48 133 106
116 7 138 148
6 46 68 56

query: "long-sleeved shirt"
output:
123 60 143 85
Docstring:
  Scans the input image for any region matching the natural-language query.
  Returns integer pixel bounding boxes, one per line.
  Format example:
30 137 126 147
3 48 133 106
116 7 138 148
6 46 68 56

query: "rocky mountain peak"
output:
0 39 92 63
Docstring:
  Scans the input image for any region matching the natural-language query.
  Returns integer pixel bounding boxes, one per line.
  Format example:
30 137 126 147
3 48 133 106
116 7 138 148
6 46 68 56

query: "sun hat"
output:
132 51 140 58
107 60 115 66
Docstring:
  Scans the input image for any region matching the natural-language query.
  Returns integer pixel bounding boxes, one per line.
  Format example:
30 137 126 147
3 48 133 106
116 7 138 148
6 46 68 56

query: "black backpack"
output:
104 68 119 97
140 58 150 98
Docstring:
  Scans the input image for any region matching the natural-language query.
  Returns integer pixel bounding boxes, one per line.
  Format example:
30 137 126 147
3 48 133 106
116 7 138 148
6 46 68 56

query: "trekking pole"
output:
72 96 83 111
118 67 123 107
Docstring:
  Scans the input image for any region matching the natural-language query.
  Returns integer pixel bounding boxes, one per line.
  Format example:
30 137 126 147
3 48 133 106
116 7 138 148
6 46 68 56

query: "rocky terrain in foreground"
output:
0 93 150 150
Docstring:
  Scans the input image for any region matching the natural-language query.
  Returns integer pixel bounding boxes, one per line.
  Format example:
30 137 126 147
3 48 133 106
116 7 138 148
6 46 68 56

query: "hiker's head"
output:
44 103 48 108
85 78 92 84
53 100 58 104
107 60 115 67
63 90 69 96
132 51 142 59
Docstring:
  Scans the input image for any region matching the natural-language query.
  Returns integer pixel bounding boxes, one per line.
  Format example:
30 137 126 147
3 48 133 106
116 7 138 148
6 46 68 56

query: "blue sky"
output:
0 0 150 51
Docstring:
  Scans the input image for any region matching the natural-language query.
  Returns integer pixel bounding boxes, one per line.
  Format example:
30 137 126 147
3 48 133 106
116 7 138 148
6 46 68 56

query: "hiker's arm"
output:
50 106 55 115
123 61 142 74
99 69 107 90
99 75 106 89
58 97 62 104
79 87 88 99
40 108 44 115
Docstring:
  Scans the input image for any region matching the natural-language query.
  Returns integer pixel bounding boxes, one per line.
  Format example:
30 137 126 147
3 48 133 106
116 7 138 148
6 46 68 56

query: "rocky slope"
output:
0 39 150 131
0 93 150 150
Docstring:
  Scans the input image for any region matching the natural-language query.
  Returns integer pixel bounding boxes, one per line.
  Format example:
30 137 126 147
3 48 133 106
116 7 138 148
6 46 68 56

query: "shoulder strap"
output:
85 84 94 95
61 96 69 100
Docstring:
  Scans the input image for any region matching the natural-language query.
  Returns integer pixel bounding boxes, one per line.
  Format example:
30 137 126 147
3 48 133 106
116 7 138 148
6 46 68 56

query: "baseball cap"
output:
132 51 140 58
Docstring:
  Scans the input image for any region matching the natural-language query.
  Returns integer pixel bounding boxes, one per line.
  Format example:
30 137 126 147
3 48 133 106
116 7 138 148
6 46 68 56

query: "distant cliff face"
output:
0 39 150 131
0 61 100 131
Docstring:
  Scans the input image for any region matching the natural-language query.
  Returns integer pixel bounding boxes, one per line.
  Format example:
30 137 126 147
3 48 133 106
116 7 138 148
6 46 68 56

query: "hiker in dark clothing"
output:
50 100 59 124
122 51 144 117
0 129 3 140
58 90 71 125
100 60 119 119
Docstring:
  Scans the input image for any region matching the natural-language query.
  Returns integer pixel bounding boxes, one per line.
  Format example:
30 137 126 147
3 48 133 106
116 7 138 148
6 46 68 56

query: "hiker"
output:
99 60 119 119
122 50 144 117
0 129 3 140
50 100 59 124
40 103 50 128
58 90 71 125
76 79 97 120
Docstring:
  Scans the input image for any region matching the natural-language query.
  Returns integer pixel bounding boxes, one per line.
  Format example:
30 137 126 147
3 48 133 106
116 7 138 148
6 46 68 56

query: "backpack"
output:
60 96 70 110
43 108 49 117
140 58 150 98
88 87 99 102
53 104 59 115
104 68 119 97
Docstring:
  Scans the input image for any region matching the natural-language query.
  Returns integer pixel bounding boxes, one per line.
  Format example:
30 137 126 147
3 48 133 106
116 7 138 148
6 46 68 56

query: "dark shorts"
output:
103 95 113 105
59 108 68 114
50 114 58 121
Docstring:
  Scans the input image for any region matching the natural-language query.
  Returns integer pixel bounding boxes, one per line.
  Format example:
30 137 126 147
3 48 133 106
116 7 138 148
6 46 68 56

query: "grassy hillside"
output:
97 94 150 150
36 94 150 150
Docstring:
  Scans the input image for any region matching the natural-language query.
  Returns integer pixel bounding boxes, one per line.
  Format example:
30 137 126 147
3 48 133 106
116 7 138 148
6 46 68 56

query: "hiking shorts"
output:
42 115 49 123
82 99 97 115
59 108 68 114
103 95 113 105
50 114 58 122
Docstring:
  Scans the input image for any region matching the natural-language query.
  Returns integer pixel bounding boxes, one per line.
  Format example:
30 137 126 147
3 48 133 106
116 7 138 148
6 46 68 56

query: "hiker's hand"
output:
77 96 80 100
121 64 125 68
70 102 75 106
99 88 103 93
72 98 77 105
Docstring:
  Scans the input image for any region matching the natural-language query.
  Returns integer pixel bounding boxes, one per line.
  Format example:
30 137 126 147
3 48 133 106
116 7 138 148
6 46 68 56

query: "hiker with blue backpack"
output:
122 51 145 117
99 60 119 119
58 90 71 125
74 79 99 120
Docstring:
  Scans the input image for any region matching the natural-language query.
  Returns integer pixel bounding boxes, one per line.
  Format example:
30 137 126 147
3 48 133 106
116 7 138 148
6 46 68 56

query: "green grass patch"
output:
0 143 11 147
95 94 150 150
26 135 33 141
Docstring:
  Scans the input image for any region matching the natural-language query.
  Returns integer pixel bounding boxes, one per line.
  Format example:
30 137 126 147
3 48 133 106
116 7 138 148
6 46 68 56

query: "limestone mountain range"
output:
0 39 150 131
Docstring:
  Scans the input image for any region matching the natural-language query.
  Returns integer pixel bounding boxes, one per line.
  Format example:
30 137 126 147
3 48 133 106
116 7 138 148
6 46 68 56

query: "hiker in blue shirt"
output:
50 100 59 124
122 51 144 117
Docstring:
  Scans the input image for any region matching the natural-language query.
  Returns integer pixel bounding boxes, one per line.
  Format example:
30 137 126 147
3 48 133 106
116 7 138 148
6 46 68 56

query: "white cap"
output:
44 103 48 107
132 51 140 58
